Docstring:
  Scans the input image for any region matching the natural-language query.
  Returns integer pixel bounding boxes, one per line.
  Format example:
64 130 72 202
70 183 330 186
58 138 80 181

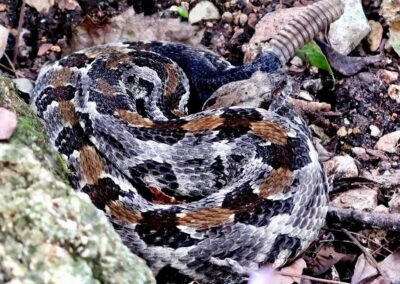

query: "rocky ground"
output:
0 0 400 283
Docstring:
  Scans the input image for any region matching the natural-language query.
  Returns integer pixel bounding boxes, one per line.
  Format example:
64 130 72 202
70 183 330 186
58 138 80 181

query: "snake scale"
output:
31 1 344 283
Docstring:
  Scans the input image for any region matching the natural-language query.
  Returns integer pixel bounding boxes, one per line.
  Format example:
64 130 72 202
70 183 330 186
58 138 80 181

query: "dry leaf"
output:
249 258 306 284
308 246 357 275
352 248 400 284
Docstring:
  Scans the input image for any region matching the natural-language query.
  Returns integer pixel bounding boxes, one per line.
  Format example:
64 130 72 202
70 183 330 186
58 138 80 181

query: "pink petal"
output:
0 108 17 140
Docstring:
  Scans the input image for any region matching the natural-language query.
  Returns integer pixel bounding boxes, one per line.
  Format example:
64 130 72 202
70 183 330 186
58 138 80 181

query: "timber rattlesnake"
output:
31 1 343 282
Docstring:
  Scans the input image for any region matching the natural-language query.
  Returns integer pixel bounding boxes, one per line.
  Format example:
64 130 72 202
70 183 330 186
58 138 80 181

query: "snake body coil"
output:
31 1 343 283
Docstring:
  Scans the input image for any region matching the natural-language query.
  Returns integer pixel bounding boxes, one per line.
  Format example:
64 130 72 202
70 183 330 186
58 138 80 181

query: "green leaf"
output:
169 5 188 19
296 41 333 75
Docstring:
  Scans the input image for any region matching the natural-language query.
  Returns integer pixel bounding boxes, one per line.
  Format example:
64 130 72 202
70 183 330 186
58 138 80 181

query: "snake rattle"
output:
31 0 344 283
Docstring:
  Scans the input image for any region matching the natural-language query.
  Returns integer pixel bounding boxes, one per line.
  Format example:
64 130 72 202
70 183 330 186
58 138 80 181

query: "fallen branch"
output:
327 206 400 231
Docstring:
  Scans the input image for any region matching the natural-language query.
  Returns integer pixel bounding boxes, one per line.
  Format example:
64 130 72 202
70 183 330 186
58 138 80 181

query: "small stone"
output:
388 190 400 213
297 90 313 101
366 149 388 160
368 20 383 52
50 45 61 52
221 11 233 23
352 147 367 157
26 0 54 13
290 56 303 67
337 126 348 137
0 24 9 59
388 84 400 104
239 13 248 26
375 130 400 153
188 1 220 24
378 69 399 84
324 155 359 180
373 205 389 214
331 188 377 211
369 125 381 137
328 0 371 54
13 78 34 94
302 78 323 94
247 13 257 28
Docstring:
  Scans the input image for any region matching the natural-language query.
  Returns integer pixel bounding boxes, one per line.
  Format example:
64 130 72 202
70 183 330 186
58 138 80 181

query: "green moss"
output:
0 77 69 183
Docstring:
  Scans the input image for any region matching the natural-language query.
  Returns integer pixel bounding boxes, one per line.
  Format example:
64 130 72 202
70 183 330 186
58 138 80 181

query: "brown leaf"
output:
0 108 17 140
352 248 400 284
249 258 306 284
308 246 357 275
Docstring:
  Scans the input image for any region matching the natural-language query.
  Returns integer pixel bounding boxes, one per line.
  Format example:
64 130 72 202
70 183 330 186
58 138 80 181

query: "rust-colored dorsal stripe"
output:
58 101 78 125
250 121 287 145
259 167 293 198
177 207 234 229
48 68 73 88
114 109 154 128
182 116 225 132
79 145 104 185
106 201 143 224
147 185 182 205
95 78 118 96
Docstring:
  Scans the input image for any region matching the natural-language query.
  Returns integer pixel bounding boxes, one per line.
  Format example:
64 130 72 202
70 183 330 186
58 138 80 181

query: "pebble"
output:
375 130 400 153
351 147 367 157
0 24 8 59
297 90 313 101
331 188 377 211
388 84 400 104
247 13 257 29
328 0 371 54
325 155 359 179
290 56 303 67
378 69 399 84
188 1 220 24
302 78 323 94
13 78 34 94
369 125 381 137
221 12 233 23
337 126 348 137
367 20 383 52
239 14 248 26
389 190 400 213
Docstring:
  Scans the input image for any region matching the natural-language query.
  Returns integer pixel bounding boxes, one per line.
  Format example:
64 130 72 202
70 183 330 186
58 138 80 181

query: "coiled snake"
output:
31 1 343 283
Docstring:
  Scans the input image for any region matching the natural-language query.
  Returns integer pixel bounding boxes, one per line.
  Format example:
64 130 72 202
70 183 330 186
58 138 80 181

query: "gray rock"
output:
328 0 371 54
189 1 220 24
0 78 155 284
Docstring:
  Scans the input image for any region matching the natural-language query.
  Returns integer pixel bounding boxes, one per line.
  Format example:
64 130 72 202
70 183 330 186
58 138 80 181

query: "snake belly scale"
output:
30 1 343 283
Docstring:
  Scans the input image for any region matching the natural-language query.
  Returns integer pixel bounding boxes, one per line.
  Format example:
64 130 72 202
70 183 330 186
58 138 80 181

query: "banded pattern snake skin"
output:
31 0 344 283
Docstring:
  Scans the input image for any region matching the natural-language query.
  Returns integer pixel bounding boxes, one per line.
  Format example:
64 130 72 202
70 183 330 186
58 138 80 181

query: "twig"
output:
0 63 15 74
3 52 18 77
277 271 350 284
327 206 400 231
342 229 389 280
348 231 393 255
12 0 26 66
